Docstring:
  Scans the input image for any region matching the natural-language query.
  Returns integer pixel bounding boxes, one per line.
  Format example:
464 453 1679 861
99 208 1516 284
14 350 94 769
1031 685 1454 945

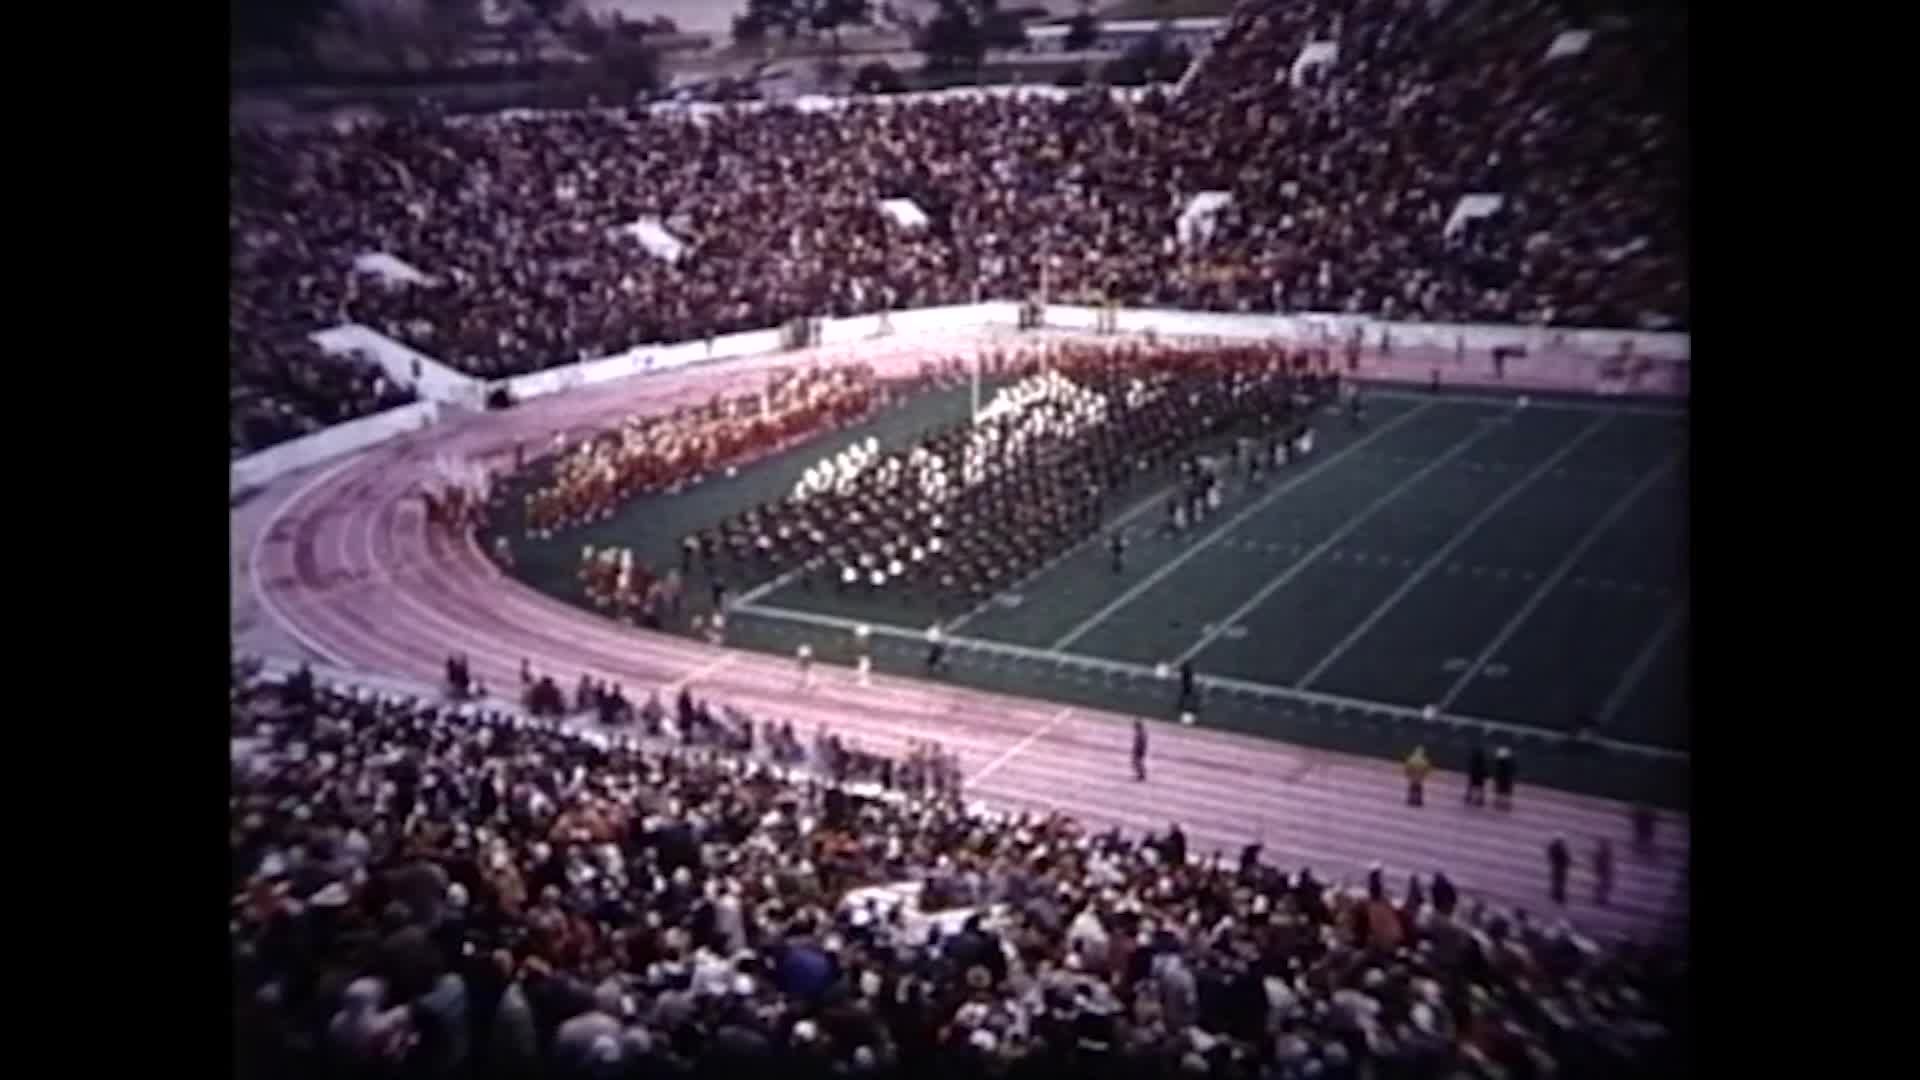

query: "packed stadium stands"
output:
230 662 1686 1079
228 0 1686 452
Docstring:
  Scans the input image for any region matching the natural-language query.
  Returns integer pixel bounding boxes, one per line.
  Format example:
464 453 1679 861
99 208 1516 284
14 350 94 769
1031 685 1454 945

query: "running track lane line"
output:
262 499 1692 928
247 399 1695 830
970 706 1074 786
263 518 1704 895
1174 406 1514 666
245 651 1685 940
1593 601 1687 731
1294 414 1614 690
1438 453 1684 709
249 455 360 669
1049 401 1439 650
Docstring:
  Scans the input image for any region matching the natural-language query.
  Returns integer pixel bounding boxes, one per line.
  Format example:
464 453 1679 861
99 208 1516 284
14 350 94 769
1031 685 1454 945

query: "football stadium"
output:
232 2 1690 1076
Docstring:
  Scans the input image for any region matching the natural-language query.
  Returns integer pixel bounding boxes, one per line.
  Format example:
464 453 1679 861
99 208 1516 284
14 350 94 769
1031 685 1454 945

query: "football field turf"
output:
488 382 1690 809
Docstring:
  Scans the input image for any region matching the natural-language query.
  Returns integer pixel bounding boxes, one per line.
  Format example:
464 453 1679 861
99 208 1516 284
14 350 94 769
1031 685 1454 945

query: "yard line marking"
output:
1050 403 1440 650
1438 453 1683 709
948 483 1170 632
968 707 1073 786
1174 412 1511 665
667 651 740 694
729 600 1687 761
1295 415 1612 690
1594 602 1687 730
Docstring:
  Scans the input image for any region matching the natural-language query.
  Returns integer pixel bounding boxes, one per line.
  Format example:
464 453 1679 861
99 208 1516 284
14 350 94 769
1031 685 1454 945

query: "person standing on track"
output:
795 643 814 691
1492 747 1517 811
1547 835 1571 905
1110 531 1126 574
1633 804 1658 857
1178 660 1197 715
925 623 946 674
854 623 872 686
1133 720 1148 782
1465 745 1489 807
1404 745 1431 806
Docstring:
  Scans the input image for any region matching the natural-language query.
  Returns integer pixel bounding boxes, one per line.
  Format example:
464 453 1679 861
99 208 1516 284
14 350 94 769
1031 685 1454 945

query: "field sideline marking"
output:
1050 401 1439 651
1174 408 1513 666
730 600 1687 762
1594 602 1687 730
1294 414 1613 690
1366 386 1686 418
1438 453 1684 709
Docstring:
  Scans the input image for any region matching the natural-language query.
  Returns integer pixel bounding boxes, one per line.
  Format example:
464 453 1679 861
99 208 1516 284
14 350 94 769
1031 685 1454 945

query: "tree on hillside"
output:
1101 25 1190 85
1064 7 1099 52
232 0 339 58
568 34 663 104
852 59 906 93
919 0 1025 74
732 11 769 45
739 0 872 47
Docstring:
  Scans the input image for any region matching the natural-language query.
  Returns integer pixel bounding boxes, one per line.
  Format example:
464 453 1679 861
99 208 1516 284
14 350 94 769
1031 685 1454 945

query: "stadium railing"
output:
230 303 1689 493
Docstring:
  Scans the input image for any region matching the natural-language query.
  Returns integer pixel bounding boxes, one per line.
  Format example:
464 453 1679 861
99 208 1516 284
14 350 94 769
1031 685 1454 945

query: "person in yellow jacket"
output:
1404 746 1432 807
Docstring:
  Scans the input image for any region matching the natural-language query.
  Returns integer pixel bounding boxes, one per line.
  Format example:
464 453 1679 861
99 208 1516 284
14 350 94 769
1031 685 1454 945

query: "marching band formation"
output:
669 339 1346 617
524 366 878 538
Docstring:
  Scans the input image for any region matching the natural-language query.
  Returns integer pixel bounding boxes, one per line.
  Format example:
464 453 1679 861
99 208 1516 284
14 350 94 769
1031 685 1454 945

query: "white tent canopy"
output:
352 252 432 287
1443 194 1505 240
879 198 930 230
1545 30 1593 61
614 217 688 263
1177 191 1232 247
1286 41 1339 86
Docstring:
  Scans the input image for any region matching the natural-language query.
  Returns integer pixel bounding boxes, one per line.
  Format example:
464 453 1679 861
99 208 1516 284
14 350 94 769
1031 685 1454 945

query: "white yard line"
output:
1174 409 1511 666
970 707 1074 786
1294 414 1612 689
731 600 1689 762
1050 401 1439 651
1594 602 1687 730
1438 453 1683 709
667 651 741 694
948 483 1171 632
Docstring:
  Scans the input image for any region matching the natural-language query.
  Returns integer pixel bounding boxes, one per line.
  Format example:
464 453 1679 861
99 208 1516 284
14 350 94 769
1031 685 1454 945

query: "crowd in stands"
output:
230 0 1686 412
231 173 421 455
231 660 1684 1079
230 332 417 457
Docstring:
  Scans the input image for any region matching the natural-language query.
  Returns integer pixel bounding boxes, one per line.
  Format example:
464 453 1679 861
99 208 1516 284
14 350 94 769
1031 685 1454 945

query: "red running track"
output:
235 340 1690 946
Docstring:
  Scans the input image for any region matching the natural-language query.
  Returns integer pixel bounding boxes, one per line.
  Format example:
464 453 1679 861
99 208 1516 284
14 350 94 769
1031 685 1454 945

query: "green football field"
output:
487 381 1690 809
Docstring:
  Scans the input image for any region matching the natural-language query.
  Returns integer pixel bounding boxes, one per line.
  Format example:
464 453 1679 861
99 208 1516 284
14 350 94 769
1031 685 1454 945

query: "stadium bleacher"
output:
228 0 1685 451
230 660 1685 1079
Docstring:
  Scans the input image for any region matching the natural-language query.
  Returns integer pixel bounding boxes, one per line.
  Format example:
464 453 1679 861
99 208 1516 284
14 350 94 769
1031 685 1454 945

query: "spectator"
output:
1492 747 1517 811
229 647 1684 1080
1547 835 1571 905
1404 744 1431 806
231 0 1686 425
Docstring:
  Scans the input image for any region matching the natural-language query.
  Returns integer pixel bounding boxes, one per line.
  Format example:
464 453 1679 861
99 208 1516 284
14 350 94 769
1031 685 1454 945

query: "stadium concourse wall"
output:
230 304 1689 494
231 399 441 495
